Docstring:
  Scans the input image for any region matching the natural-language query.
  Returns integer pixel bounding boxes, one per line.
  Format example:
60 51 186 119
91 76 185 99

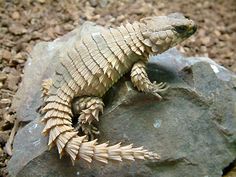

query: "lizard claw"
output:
74 123 99 140
151 92 163 100
150 82 169 99
153 81 169 91
154 82 167 89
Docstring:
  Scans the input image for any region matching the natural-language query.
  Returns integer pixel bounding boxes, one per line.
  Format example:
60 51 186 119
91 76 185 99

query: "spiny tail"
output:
41 94 160 164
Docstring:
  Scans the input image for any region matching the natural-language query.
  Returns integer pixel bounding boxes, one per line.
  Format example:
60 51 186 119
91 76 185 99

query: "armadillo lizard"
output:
41 13 196 164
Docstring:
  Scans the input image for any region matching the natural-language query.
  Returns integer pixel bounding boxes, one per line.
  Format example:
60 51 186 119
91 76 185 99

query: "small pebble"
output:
11 11 20 20
2 50 11 61
0 73 7 82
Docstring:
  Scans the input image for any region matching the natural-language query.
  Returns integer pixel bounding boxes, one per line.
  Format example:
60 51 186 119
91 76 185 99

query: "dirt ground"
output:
0 0 235 176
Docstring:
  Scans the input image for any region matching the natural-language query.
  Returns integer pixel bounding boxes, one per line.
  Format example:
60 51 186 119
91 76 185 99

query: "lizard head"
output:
139 13 197 54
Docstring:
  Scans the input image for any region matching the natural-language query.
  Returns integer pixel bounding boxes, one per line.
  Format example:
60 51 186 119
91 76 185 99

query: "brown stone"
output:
11 11 20 20
0 73 7 82
2 50 11 61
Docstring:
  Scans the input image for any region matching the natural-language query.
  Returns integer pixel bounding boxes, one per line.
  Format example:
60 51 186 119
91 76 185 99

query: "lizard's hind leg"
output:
72 96 104 139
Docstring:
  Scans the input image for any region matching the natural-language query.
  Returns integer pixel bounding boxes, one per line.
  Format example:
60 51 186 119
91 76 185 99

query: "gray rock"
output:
8 23 236 177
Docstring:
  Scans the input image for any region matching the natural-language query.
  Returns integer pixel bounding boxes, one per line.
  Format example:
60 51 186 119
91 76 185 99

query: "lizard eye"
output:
184 15 190 19
175 25 188 34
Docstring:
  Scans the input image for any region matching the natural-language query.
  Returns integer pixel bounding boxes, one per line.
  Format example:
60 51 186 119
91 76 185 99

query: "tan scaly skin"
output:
41 13 197 164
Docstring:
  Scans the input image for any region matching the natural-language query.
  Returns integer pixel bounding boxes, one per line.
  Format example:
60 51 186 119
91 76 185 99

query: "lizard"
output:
40 13 197 164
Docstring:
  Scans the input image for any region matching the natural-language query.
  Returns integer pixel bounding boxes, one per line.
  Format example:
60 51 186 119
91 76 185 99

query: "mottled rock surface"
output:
8 23 236 177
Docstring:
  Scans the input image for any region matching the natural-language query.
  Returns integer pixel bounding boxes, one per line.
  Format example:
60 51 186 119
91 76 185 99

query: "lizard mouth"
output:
187 24 197 36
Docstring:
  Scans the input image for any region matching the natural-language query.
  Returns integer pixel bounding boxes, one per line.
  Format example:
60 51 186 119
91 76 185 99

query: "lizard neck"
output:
115 23 149 62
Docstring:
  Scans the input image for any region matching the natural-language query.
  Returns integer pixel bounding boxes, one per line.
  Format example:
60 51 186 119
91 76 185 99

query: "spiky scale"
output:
56 131 78 155
108 28 130 56
42 118 72 135
91 34 112 74
42 102 72 115
81 40 102 87
117 25 139 55
91 32 120 81
125 23 143 55
108 29 133 70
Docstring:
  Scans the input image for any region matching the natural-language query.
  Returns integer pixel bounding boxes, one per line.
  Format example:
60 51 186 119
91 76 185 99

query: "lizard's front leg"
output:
131 61 168 100
72 96 104 139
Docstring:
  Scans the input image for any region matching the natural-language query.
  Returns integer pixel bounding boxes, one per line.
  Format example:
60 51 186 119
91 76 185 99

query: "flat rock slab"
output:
8 22 236 177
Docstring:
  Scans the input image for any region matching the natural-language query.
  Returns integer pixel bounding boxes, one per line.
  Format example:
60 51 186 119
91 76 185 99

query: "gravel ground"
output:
0 0 235 176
